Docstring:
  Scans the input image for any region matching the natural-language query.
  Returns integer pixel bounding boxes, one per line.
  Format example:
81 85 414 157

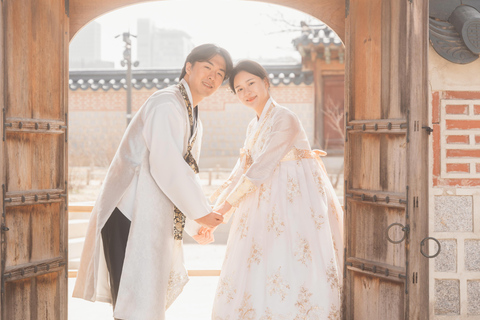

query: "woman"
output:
210 60 343 319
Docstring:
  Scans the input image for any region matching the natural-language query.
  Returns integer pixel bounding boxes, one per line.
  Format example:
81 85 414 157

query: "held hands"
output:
195 211 224 228
213 201 232 216
192 226 215 245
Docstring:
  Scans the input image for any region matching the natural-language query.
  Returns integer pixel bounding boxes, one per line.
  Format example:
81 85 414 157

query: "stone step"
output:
68 258 80 270
68 219 89 239
68 211 91 220
69 238 85 260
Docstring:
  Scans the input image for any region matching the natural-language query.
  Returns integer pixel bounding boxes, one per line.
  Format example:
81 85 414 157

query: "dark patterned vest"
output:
173 83 200 240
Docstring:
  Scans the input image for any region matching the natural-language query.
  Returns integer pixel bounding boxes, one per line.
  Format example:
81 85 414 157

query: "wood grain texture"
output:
69 0 345 42
5 204 61 269
2 0 68 318
344 0 429 319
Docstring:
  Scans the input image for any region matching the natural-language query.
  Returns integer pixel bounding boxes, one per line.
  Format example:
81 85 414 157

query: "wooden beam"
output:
69 0 345 42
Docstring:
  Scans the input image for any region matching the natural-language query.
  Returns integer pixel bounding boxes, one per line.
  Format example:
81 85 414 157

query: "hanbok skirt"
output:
212 157 343 320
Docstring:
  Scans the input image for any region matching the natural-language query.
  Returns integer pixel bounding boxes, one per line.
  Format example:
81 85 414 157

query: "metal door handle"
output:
386 223 409 244
420 237 441 258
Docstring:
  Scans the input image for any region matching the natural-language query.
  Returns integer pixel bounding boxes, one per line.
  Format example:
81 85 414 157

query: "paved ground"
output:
68 244 226 320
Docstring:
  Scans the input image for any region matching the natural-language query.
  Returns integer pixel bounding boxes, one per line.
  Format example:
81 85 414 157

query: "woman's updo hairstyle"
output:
229 60 270 94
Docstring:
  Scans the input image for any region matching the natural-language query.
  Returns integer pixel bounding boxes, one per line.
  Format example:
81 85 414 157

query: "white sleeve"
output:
184 218 201 237
226 111 301 206
143 104 211 220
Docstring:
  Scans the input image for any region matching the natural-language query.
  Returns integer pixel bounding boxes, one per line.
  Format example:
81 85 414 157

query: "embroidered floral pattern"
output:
267 205 285 237
329 197 341 222
326 258 340 291
237 293 257 320
259 308 275 320
287 175 301 203
267 267 291 300
310 207 325 230
258 183 271 206
165 270 188 309
217 276 237 303
236 210 249 239
247 239 262 269
328 304 341 320
294 234 312 266
312 170 326 196
294 286 321 320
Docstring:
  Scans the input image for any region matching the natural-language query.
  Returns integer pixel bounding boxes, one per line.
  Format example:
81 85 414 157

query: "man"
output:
73 44 233 320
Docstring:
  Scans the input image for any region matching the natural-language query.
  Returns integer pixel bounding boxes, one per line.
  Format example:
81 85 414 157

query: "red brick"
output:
446 120 480 130
445 104 468 115
446 135 469 144
432 91 440 124
444 91 480 100
446 163 470 173
476 136 480 144
475 105 480 115
432 123 441 178
477 163 480 173
447 149 480 158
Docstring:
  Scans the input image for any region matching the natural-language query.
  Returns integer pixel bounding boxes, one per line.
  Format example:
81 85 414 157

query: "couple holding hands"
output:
73 44 343 320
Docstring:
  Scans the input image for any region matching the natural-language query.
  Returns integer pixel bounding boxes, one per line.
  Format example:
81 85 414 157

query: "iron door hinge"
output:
422 126 433 135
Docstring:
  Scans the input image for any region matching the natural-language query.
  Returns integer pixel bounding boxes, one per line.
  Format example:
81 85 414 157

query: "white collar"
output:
256 97 273 123
180 79 195 107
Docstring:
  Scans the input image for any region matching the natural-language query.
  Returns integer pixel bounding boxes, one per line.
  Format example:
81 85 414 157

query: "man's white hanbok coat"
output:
72 80 211 320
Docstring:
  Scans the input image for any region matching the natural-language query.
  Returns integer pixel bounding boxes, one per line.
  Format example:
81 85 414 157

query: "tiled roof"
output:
292 23 343 48
69 65 313 91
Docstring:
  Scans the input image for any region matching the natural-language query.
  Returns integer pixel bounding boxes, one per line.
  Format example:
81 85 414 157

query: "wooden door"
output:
343 0 429 319
0 0 69 319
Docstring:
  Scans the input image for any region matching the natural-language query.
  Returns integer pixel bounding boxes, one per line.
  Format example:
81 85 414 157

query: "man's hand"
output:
214 201 232 216
195 211 224 228
192 226 215 245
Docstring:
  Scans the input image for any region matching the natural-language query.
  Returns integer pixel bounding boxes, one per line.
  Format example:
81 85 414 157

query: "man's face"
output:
184 54 227 102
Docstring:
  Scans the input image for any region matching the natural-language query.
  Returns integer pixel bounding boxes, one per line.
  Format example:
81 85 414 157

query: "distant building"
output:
69 21 114 69
137 19 194 69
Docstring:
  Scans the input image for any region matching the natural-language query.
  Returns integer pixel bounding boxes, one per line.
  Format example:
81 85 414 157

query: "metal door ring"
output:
420 237 441 258
386 223 407 244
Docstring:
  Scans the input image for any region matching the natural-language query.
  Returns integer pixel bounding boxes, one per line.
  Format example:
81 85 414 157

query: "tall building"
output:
69 21 114 69
137 19 194 69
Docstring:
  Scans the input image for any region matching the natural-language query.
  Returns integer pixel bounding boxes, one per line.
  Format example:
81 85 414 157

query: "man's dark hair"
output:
229 60 270 94
179 44 233 81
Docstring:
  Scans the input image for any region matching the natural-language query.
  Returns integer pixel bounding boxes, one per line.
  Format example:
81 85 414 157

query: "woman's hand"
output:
214 201 233 216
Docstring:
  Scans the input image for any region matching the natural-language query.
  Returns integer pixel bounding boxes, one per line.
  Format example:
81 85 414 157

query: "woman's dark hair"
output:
179 44 233 81
229 60 270 94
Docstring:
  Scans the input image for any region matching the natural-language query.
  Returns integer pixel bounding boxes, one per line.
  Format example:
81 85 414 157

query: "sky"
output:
77 0 324 68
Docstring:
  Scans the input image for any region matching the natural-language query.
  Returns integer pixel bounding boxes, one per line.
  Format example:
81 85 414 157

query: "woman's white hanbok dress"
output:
211 99 344 320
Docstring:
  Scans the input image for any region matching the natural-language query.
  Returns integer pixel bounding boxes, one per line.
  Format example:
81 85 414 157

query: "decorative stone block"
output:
434 196 473 232
435 239 457 272
465 240 480 271
468 280 480 315
435 279 460 315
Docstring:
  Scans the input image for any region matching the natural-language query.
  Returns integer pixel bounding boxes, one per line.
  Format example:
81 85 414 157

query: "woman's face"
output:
233 71 270 111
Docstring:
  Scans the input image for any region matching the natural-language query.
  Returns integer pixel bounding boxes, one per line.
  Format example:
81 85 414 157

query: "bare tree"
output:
322 97 345 189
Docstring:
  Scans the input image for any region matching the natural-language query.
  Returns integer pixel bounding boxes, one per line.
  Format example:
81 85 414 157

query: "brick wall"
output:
68 83 314 168
430 90 480 318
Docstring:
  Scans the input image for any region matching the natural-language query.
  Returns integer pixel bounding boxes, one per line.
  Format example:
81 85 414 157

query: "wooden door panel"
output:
349 203 405 268
352 274 405 319
350 0 382 121
350 134 407 193
5 0 64 120
5 204 61 267
6 133 65 192
6 272 62 320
